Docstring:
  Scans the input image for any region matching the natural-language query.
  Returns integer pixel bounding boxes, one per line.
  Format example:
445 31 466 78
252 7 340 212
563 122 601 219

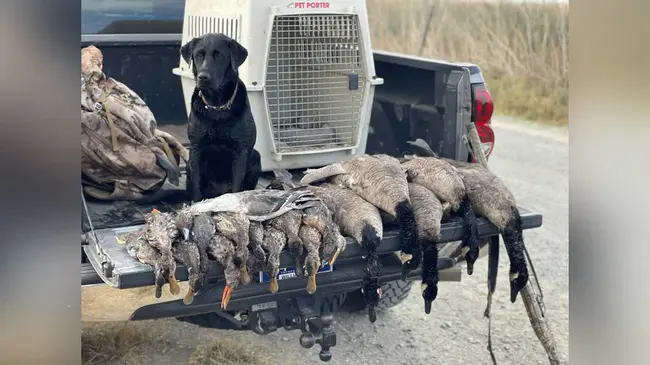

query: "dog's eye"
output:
195 51 204 59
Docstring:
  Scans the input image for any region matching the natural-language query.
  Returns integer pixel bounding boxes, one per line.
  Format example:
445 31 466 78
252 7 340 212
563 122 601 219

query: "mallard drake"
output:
307 183 384 322
408 182 444 313
300 155 419 279
143 209 181 295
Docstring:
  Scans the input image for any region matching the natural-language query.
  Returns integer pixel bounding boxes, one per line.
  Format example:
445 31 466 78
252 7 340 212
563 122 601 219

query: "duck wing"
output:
244 188 321 221
185 189 320 222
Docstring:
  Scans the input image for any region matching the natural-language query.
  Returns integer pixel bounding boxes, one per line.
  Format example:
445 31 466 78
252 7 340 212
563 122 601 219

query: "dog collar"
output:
199 82 239 111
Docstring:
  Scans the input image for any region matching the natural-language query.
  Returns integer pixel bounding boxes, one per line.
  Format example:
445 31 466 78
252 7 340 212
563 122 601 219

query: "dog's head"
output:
180 33 248 91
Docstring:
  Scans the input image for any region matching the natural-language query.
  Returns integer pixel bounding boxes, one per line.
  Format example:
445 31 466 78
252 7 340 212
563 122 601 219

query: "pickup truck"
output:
81 1 543 360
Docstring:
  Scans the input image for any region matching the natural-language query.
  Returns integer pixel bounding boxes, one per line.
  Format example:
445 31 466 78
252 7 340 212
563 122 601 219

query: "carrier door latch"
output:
348 73 359 90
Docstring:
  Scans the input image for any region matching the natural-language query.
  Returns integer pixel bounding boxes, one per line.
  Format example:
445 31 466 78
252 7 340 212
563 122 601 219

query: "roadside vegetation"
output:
368 0 569 125
82 322 275 365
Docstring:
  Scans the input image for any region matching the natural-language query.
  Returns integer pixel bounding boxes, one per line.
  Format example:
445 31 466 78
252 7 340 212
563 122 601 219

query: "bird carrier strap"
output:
157 136 179 171
95 86 119 153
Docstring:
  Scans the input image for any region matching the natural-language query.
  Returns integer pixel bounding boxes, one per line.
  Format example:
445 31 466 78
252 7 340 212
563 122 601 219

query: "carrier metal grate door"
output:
265 14 367 153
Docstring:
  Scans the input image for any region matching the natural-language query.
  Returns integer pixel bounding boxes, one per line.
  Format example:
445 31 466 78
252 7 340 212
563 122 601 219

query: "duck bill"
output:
221 285 233 310
183 288 195 305
269 278 279 293
329 248 342 266
168 274 181 295
306 274 317 294
240 267 251 285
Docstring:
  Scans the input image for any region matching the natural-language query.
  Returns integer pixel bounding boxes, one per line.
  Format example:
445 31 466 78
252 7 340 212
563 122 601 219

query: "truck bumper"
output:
81 255 461 322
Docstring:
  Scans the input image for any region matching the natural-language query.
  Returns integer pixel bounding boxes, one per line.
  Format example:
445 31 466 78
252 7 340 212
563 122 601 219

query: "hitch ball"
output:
300 332 316 349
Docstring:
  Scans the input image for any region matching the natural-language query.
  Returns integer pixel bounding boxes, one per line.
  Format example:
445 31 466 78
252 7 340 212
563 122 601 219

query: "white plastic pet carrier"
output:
173 0 384 171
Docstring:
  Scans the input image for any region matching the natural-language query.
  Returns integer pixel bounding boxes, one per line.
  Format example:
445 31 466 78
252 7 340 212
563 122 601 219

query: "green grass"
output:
367 0 569 125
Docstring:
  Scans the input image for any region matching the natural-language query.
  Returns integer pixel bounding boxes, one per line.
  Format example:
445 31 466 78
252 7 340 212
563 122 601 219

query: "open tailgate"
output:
82 204 542 290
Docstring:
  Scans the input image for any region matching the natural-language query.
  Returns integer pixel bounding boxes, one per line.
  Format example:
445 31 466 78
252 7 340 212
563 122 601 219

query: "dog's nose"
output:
197 73 210 82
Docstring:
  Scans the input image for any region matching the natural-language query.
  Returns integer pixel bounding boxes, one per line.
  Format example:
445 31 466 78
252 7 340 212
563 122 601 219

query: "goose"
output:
143 209 181 295
307 183 384 322
445 160 529 302
300 155 419 278
400 156 481 275
408 182 444 313
407 139 529 303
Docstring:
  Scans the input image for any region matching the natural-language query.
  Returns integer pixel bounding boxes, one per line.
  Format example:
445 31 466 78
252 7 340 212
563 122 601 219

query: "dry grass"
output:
81 322 169 365
82 322 277 365
188 338 274 365
367 0 569 125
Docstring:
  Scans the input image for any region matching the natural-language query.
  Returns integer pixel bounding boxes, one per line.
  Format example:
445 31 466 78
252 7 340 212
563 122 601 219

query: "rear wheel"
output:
176 292 348 330
342 279 413 313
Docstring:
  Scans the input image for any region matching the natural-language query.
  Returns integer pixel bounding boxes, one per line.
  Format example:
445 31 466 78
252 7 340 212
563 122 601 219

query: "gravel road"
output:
118 116 569 365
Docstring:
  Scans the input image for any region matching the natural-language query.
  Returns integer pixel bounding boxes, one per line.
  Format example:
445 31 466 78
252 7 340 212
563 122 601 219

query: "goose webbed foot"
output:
509 265 529 303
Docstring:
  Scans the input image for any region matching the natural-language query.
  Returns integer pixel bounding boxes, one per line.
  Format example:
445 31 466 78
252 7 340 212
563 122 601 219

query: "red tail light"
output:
473 86 495 159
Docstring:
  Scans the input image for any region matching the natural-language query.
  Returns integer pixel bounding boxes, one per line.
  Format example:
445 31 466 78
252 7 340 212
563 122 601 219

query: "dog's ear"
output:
180 38 200 65
228 39 248 72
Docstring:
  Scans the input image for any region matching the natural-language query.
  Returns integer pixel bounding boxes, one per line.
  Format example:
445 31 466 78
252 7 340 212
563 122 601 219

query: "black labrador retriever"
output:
180 33 261 202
